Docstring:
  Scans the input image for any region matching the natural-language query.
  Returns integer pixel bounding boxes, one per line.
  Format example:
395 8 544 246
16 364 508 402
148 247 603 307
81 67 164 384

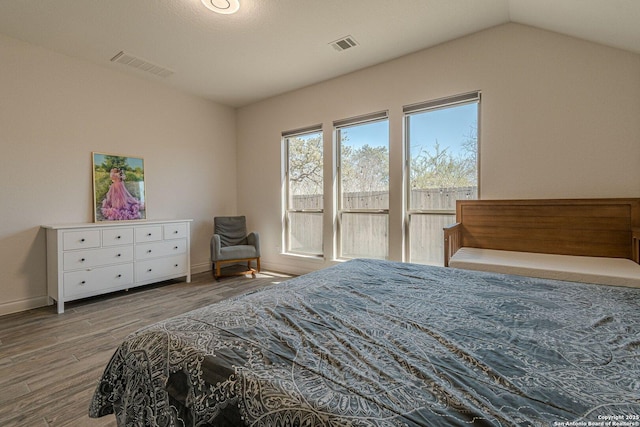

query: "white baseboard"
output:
0 296 51 317
191 261 212 274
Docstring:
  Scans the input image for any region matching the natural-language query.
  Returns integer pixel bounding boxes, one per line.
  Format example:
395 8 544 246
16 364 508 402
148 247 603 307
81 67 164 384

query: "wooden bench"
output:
443 198 640 287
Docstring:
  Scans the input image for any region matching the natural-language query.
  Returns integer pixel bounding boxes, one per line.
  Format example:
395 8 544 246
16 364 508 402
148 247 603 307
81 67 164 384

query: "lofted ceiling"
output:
0 0 638 107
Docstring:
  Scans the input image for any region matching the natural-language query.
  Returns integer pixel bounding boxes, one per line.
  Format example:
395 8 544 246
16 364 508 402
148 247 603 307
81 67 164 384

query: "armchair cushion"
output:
220 245 258 260
214 216 248 247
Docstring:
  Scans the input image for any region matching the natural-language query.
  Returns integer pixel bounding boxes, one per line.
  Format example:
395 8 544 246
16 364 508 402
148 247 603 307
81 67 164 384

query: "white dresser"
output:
43 219 191 313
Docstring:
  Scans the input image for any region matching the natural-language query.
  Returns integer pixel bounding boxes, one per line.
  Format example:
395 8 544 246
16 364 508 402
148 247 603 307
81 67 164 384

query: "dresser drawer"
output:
135 226 163 243
136 255 188 282
44 219 191 313
102 228 134 246
63 230 100 250
63 246 134 271
135 239 187 260
63 263 134 298
164 223 188 240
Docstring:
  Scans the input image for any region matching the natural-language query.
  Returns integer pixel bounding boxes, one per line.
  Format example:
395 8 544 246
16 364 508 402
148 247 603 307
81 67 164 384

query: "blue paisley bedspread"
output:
89 258 640 426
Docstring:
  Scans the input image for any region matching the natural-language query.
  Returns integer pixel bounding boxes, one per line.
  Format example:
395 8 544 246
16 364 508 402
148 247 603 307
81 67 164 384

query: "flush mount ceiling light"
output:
201 0 240 14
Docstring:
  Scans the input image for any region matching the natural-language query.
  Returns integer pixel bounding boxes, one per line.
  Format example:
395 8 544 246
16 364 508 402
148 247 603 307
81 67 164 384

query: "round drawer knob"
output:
147 268 152 272
117 235 121 239
174 246 178 250
80 258 86 262
80 238 85 242
147 233 152 236
80 280 86 285
174 264 178 267
117 253 121 257
147 250 152 253
117 274 122 278
174 231 178 234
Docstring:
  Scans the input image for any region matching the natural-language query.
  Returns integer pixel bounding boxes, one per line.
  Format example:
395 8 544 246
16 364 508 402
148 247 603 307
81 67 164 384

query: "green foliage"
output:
94 170 111 208
105 155 126 170
124 169 143 183
95 156 144 182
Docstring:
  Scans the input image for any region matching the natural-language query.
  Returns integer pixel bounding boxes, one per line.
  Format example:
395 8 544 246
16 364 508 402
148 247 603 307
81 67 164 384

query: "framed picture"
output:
92 152 146 222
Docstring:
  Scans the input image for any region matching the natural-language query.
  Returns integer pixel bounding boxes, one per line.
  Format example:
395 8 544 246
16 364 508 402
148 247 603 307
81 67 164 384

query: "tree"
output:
286 120 478 204
411 141 475 189
287 135 323 202
101 155 128 173
410 121 478 190
460 123 478 184
341 144 389 194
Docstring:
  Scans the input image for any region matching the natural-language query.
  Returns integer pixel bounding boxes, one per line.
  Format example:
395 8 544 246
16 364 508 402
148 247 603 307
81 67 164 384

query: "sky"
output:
341 121 389 149
341 102 478 157
291 102 478 159
408 103 477 157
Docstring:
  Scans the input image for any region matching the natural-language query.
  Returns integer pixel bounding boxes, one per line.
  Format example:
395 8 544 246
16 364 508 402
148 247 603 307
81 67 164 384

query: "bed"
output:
89 258 640 426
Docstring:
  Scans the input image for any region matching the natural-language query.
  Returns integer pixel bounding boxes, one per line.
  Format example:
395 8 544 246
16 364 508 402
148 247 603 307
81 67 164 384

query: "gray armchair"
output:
210 216 260 279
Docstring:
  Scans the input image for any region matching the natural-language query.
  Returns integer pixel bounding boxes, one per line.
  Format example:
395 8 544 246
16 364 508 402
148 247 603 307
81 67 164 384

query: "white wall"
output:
2 22 639 315
236 23 640 275
0 33 237 315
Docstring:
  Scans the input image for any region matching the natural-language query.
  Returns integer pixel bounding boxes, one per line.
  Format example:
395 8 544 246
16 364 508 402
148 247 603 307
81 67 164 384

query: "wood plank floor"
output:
0 269 293 427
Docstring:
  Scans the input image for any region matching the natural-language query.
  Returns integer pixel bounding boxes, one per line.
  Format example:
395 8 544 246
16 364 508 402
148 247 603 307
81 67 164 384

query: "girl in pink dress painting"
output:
101 168 142 220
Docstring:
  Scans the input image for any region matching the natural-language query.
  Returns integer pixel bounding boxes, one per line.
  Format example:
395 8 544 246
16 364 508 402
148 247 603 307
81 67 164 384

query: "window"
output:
283 126 323 256
404 92 480 265
335 112 389 259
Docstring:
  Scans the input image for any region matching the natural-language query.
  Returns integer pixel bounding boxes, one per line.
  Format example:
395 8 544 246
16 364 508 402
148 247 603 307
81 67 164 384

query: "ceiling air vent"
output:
110 51 174 78
330 35 358 52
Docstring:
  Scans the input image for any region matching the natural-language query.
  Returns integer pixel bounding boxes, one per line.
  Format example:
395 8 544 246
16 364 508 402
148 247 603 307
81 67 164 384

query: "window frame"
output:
334 111 390 260
282 125 324 258
403 91 481 265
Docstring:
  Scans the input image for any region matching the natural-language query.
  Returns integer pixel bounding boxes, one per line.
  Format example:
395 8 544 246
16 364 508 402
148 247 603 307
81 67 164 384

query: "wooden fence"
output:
289 186 477 264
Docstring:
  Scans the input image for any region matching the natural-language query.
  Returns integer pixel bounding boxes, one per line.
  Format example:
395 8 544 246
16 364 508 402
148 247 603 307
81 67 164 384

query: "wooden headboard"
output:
444 198 640 266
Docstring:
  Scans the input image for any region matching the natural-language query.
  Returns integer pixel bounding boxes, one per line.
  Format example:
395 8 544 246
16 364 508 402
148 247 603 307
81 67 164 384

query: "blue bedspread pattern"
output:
89 258 640 426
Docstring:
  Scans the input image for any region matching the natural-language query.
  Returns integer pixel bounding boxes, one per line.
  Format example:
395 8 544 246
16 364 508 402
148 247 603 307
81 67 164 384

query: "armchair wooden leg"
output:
249 260 256 278
211 258 260 280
